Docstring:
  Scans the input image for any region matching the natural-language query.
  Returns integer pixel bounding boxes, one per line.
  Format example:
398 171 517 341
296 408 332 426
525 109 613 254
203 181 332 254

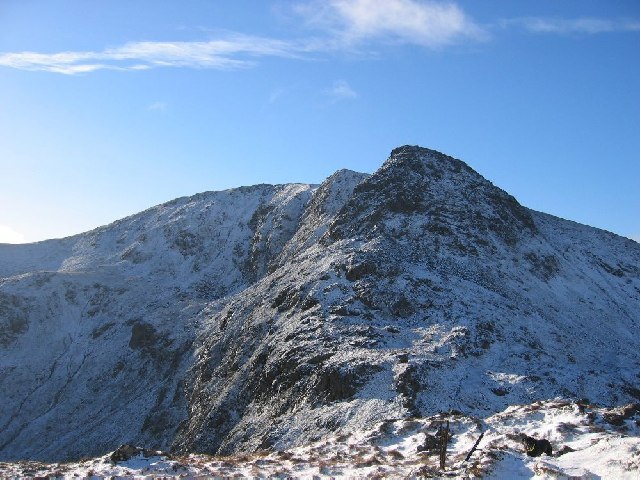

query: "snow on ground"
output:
2 399 637 479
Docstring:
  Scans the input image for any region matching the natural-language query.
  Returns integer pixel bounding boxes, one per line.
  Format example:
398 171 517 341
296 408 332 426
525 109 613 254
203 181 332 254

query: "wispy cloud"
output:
147 101 168 111
326 79 358 100
502 17 640 35
0 225 25 244
11 4 636 77
629 234 640 244
268 88 286 104
0 35 297 75
0 1 488 75
296 0 486 48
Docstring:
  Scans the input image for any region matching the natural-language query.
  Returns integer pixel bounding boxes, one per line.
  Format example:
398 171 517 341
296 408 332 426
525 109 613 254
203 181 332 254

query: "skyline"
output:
1 0 639 243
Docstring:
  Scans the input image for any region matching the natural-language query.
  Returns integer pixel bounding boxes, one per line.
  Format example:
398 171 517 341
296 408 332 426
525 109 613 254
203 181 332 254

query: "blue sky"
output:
1 0 638 243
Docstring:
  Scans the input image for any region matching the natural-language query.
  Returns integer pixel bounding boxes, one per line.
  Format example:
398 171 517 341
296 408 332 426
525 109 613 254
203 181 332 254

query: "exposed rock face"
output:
1 146 639 461
329 146 537 248
110 444 142 463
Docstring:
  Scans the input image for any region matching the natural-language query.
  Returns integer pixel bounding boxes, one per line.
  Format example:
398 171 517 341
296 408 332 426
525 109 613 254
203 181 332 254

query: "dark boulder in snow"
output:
602 403 640 427
110 445 141 462
521 435 553 457
110 444 168 463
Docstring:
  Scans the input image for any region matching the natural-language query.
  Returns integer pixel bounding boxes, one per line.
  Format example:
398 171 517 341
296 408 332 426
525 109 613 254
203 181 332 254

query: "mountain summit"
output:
1 146 639 461
329 145 537 247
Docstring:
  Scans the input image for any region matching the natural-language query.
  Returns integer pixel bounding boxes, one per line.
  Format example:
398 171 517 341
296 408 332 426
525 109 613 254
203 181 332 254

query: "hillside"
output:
1 146 639 465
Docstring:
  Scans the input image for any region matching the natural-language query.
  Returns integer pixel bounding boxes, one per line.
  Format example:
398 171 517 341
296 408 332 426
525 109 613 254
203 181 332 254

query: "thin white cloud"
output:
327 79 358 100
629 234 640 244
0 35 297 75
503 17 640 35
148 101 168 111
0 225 25 244
2 4 639 77
295 0 487 48
0 1 487 75
268 88 286 104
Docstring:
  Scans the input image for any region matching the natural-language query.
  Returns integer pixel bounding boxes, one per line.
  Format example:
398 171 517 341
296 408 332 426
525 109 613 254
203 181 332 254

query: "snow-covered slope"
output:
0 181 321 460
1 146 638 465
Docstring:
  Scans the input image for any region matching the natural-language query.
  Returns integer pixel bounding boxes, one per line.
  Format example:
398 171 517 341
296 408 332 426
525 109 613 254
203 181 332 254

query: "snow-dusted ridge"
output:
1 146 639 477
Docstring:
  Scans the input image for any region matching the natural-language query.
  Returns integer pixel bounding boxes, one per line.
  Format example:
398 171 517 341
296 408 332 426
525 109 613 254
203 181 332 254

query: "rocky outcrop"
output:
110 444 168 463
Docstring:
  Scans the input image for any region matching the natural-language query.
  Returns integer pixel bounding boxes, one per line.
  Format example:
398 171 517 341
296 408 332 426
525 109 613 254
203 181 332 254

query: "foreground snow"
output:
2 399 638 479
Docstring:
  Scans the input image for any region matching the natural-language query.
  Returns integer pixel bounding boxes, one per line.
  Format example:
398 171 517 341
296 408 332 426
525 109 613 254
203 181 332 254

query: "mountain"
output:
1 146 639 462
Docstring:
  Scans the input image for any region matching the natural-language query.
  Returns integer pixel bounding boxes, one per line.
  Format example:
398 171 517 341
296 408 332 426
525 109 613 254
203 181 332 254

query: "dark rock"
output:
271 287 301 312
602 403 640 426
345 261 377 281
391 295 414 318
395 365 420 414
397 353 409 364
623 385 640 400
599 261 625 277
110 444 142 463
491 387 509 397
91 322 115 340
416 433 440 453
314 367 362 403
129 322 158 350
525 252 560 280
300 295 319 311
110 444 169 463
521 435 552 457
142 408 172 436
0 293 29 346
556 445 575 456
172 230 202 257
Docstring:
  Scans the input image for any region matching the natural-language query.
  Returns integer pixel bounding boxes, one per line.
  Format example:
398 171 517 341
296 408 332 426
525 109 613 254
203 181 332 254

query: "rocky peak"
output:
277 169 368 261
328 146 537 248
384 145 474 177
